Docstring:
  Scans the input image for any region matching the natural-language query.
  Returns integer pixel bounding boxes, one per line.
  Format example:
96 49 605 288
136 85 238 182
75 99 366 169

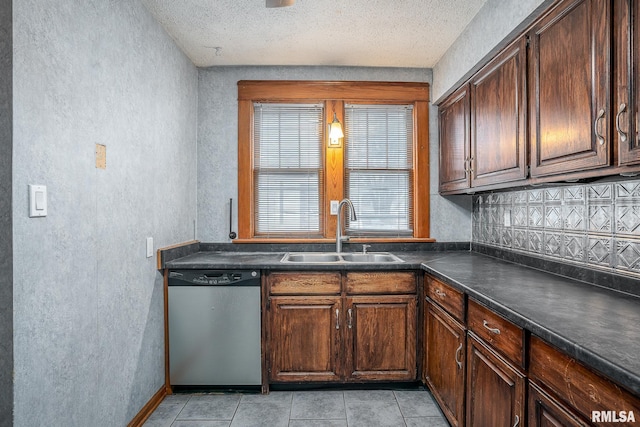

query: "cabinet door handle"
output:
455 343 463 369
464 157 470 173
595 108 606 145
468 156 474 173
483 320 501 335
616 103 628 142
347 308 353 329
335 309 340 330
435 289 446 298
513 414 520 427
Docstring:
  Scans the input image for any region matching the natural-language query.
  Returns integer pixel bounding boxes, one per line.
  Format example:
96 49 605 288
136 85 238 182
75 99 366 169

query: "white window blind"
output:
345 104 414 236
253 103 324 237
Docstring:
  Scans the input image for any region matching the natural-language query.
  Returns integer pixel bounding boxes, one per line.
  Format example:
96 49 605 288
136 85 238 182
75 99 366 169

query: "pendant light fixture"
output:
328 112 344 147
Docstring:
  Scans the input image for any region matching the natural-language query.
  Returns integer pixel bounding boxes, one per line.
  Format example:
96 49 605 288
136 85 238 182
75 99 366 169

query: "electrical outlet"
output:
504 209 512 227
330 200 339 215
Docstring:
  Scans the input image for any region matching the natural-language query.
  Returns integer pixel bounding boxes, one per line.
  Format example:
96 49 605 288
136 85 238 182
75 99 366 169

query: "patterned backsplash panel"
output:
472 178 640 278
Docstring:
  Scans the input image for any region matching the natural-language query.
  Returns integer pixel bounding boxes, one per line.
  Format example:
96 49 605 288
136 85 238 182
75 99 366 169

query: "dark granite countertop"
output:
165 248 640 396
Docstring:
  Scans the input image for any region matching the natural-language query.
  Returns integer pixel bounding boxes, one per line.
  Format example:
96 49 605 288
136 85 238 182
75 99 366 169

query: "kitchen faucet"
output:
336 199 357 253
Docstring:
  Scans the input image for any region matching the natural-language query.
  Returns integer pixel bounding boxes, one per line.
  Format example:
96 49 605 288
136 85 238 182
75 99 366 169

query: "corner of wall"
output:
0 0 13 425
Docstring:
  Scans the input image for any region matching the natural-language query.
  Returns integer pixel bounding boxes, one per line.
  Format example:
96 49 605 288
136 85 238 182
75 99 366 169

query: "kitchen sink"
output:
280 252 404 264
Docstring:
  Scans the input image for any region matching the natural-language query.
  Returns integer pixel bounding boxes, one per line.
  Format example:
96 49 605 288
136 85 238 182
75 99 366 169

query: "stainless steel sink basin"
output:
340 253 404 263
280 252 404 264
282 253 342 263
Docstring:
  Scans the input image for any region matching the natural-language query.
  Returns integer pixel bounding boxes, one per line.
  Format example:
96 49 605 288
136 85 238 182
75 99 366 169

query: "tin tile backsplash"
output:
473 179 640 278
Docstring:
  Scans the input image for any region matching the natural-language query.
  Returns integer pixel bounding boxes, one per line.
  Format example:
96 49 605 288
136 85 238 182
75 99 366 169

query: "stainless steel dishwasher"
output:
168 269 261 387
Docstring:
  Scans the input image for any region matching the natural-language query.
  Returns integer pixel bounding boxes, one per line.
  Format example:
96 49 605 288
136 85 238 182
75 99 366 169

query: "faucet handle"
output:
362 244 371 254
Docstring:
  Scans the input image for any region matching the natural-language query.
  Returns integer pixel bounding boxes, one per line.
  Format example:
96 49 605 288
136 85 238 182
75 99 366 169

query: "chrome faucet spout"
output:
336 199 357 253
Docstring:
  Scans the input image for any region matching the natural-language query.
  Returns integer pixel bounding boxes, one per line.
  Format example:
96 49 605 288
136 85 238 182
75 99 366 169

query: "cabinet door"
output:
528 382 590 427
439 84 471 193
466 333 525 427
425 303 466 427
345 295 416 381
470 37 527 187
268 296 342 382
529 0 611 177
615 0 640 165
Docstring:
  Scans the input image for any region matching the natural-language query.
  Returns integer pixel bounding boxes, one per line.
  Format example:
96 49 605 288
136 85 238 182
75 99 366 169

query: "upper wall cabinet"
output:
439 37 528 194
439 85 471 193
614 0 640 166
470 37 528 187
528 0 611 177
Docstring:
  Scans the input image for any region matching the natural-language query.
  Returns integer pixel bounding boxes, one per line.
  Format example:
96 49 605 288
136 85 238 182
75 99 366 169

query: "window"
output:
237 80 431 242
253 103 324 237
345 104 414 236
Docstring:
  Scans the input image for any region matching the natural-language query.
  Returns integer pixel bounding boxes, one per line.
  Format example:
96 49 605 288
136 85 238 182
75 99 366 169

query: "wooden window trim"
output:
238 80 432 242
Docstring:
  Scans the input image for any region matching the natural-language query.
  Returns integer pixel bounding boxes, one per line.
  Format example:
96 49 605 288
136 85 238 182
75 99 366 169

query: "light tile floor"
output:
143 388 450 427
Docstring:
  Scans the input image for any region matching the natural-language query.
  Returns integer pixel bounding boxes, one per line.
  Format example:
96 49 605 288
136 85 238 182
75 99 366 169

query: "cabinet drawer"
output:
345 272 416 294
529 335 640 423
426 275 465 323
467 299 524 368
269 272 341 295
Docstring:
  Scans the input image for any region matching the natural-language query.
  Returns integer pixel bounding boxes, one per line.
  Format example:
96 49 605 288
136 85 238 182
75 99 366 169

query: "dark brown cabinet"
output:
614 0 640 166
266 271 417 384
346 295 417 381
268 296 342 382
439 36 527 194
528 381 590 427
466 333 525 427
424 302 466 427
529 335 640 426
437 0 640 193
470 36 528 187
528 0 611 177
439 84 471 193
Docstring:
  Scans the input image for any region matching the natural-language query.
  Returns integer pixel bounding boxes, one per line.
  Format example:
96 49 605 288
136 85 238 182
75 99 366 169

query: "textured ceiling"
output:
141 0 488 68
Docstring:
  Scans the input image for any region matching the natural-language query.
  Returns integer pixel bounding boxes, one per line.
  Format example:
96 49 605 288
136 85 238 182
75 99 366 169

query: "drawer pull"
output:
435 289 446 298
347 308 353 329
455 343 463 369
513 415 520 427
335 309 340 330
483 320 501 335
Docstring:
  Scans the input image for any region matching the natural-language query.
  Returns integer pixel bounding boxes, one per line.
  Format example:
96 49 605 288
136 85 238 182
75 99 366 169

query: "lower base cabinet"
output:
466 333 525 427
268 296 342 382
424 302 466 427
528 381 590 427
266 272 417 384
346 295 417 381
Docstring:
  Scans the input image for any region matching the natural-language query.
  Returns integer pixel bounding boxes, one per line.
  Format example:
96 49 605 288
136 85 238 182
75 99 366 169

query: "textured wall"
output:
12 0 198 425
197 66 471 243
0 0 13 424
473 179 640 278
432 0 550 101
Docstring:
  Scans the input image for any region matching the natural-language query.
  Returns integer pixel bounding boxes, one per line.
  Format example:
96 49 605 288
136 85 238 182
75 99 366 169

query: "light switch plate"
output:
29 185 47 217
146 237 154 258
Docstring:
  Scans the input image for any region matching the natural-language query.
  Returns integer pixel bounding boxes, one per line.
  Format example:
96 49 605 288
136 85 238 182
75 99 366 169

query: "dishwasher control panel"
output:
169 270 260 286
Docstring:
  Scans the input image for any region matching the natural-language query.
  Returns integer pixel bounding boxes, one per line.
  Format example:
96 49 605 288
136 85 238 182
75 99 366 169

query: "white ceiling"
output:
141 0 488 68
